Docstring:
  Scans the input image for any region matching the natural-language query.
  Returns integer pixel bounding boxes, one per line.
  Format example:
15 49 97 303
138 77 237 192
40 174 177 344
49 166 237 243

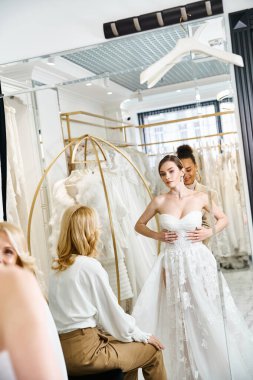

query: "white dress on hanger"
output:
4 106 29 232
50 170 134 302
133 211 253 380
106 153 157 298
193 145 250 266
220 151 250 256
106 168 156 298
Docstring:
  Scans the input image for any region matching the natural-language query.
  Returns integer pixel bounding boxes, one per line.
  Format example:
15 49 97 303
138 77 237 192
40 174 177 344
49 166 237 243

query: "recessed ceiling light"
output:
137 90 143 102
47 57 55 65
104 76 110 88
86 82 92 86
176 89 181 93
195 88 201 101
107 91 113 95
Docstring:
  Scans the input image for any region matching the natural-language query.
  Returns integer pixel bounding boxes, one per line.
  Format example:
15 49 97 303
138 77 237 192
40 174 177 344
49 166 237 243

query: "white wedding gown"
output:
133 211 253 380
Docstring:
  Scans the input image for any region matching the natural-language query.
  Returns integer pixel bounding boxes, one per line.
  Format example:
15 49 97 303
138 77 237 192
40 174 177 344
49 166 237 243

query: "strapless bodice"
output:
159 211 202 231
159 211 202 250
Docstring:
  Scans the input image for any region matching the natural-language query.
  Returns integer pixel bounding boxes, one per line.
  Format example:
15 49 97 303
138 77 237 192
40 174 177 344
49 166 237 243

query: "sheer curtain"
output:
4 105 29 233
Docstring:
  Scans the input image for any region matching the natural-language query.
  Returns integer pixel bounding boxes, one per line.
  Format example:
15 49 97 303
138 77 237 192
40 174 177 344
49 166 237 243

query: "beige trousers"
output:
59 327 167 380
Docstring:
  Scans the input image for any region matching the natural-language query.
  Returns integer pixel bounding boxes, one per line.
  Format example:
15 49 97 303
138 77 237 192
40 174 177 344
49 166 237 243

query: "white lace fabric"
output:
133 211 253 380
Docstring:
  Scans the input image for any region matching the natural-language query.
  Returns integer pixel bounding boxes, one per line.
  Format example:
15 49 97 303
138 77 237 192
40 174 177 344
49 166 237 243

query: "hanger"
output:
141 25 244 88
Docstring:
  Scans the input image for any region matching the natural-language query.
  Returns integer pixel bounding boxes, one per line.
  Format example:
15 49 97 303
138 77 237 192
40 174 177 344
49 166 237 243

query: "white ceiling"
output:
62 17 229 92
0 0 198 64
0 16 230 107
0 0 251 64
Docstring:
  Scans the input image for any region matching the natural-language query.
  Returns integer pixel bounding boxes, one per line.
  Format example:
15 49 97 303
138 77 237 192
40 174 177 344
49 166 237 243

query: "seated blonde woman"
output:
48 205 166 380
0 222 68 380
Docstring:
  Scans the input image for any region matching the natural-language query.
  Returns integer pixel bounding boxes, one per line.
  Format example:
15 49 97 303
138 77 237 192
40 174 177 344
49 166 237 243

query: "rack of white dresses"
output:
27 134 159 302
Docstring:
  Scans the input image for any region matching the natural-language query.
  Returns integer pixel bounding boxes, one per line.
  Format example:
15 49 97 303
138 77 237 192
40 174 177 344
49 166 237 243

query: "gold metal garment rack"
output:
27 134 158 303
136 110 234 129
138 131 237 148
60 111 133 153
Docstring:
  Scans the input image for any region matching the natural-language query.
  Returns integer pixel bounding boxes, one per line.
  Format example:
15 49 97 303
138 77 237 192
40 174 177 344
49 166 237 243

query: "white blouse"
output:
48 256 150 343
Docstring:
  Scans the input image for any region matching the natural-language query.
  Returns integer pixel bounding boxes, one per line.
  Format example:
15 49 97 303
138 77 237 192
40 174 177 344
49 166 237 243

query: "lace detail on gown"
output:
133 211 253 380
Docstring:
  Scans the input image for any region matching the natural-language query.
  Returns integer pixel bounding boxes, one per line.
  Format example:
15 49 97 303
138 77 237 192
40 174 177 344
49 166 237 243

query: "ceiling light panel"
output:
62 19 229 92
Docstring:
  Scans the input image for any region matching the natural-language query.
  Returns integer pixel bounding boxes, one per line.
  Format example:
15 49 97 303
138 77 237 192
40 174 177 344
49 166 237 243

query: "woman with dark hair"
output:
177 144 218 210
176 144 219 242
133 154 253 380
176 145 199 188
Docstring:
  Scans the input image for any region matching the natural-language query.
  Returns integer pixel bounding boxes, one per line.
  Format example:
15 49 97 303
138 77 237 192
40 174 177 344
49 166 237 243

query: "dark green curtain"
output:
0 82 7 220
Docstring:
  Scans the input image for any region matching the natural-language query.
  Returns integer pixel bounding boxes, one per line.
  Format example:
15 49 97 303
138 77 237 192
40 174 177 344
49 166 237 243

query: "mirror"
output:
1 13 253 379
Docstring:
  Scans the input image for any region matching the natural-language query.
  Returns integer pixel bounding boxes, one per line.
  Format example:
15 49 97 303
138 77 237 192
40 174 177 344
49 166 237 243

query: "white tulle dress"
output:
133 211 253 380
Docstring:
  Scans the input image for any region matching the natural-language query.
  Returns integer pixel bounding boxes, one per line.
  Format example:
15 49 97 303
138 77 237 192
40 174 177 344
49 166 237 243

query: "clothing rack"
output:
61 110 136 170
138 131 237 148
136 110 234 129
60 111 133 151
60 110 235 156
27 134 158 303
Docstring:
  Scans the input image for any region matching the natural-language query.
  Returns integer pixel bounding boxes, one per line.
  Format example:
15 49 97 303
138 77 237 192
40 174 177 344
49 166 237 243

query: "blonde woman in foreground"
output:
0 266 65 380
0 222 36 270
48 204 166 380
0 222 68 380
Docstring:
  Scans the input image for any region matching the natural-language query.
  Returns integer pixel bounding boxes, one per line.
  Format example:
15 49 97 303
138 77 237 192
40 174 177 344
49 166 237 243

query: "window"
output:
137 99 236 156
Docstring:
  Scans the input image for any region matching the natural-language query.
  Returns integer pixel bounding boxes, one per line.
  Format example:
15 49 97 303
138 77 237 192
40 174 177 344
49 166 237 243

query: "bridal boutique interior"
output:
1 1 253 378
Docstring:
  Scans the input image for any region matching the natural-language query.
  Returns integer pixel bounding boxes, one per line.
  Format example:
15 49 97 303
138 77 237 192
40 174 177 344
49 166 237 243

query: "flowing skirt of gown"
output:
132 212 253 380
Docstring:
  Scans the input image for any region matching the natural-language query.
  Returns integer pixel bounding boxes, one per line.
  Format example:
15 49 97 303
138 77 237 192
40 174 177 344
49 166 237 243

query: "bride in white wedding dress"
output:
132 154 253 380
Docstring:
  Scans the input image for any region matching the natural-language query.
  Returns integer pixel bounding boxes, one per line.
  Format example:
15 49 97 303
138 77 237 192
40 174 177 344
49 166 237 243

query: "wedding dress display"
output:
123 147 154 191
105 155 157 297
3 106 29 231
195 143 250 268
49 169 134 301
133 211 253 380
49 152 156 303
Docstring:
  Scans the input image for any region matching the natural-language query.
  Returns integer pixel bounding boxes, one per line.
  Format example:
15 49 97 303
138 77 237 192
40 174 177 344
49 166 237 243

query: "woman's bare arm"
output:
204 197 228 234
187 193 228 242
135 198 178 243
0 267 64 380
135 199 159 239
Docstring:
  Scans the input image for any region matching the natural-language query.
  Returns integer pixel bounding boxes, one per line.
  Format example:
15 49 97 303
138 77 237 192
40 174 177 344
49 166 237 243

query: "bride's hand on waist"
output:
187 227 212 242
156 229 178 243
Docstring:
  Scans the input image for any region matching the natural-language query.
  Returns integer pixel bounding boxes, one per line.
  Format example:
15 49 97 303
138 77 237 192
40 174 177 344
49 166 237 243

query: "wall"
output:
103 77 232 145
58 88 107 140
0 0 252 64
2 82 51 283
35 89 67 184
124 79 231 117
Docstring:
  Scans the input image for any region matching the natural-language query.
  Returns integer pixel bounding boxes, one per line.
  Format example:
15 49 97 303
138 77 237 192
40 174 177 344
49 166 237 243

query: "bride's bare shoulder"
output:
152 193 168 205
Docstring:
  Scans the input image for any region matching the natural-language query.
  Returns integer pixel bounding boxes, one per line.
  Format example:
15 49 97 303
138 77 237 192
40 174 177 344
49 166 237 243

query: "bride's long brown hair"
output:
158 154 184 173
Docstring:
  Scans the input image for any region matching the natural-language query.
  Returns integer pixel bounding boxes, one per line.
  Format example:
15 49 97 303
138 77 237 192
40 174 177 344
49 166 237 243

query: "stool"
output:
68 369 124 380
